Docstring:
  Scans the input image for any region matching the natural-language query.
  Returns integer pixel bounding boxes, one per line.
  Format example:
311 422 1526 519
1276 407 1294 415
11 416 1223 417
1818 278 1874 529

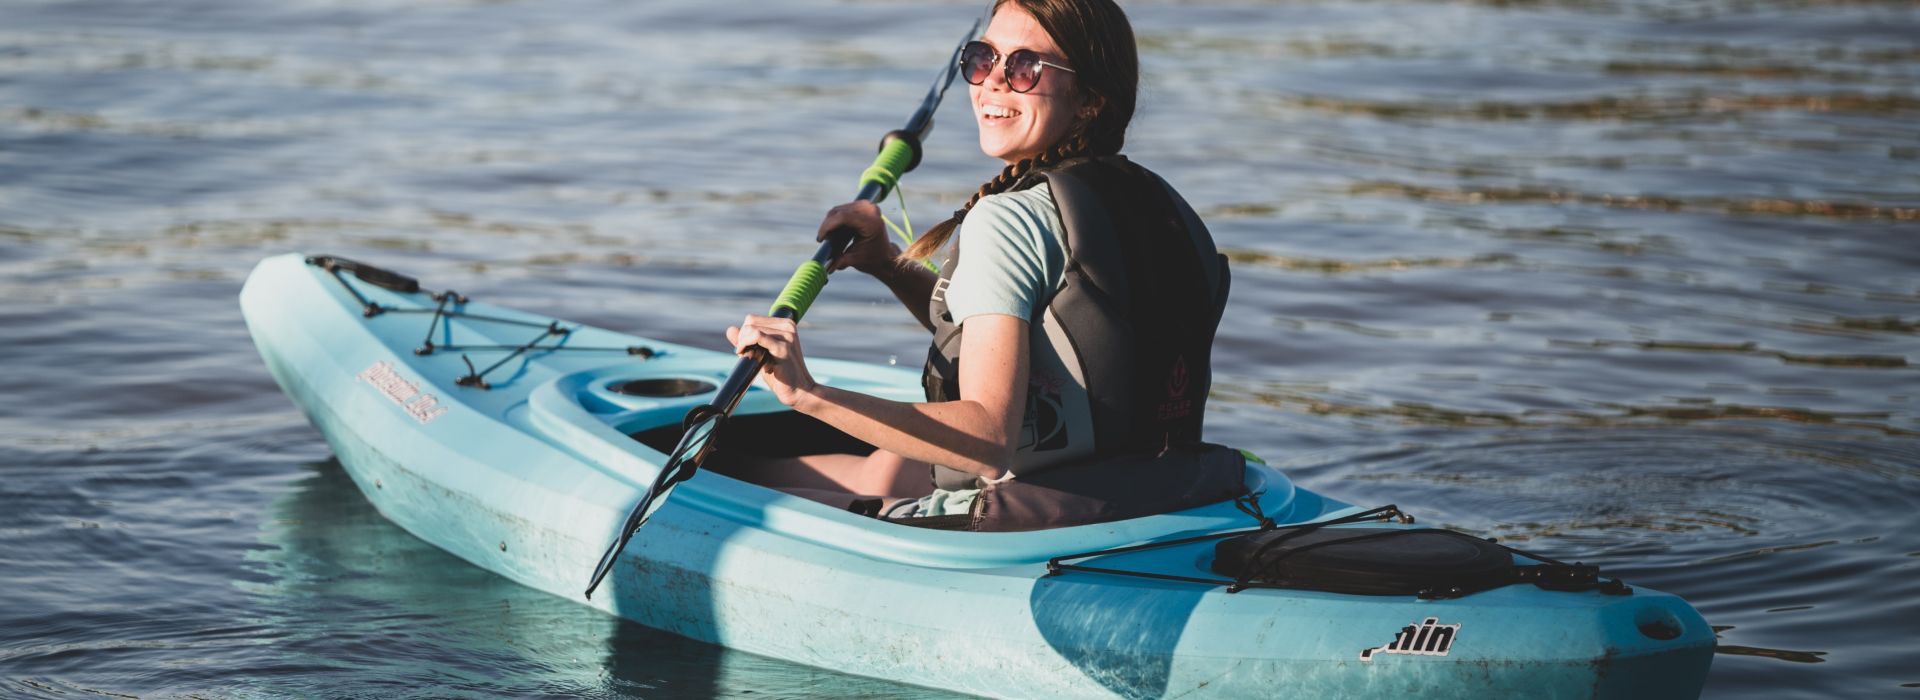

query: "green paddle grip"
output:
769 259 827 320
859 133 919 201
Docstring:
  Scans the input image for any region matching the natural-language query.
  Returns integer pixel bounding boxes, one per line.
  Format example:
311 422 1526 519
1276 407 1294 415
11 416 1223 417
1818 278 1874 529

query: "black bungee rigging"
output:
308 254 657 391
1045 501 1633 600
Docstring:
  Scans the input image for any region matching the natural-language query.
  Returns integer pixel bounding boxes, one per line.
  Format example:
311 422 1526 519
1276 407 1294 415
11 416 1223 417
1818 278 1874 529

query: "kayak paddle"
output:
585 17 979 599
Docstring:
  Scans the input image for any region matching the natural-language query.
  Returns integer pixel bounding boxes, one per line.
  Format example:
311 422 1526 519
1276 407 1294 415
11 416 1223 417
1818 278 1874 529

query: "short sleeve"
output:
944 184 1065 324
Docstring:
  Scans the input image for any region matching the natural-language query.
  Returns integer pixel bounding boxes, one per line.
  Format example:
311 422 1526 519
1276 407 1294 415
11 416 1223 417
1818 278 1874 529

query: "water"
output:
2 0 1915 696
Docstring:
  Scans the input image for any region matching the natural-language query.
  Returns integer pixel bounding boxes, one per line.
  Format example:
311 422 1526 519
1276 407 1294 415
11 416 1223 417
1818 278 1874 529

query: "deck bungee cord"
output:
308 254 658 390
1048 501 1636 601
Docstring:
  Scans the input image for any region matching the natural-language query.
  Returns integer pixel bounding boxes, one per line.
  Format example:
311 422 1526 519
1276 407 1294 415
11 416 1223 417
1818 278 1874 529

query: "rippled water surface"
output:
3 0 1916 697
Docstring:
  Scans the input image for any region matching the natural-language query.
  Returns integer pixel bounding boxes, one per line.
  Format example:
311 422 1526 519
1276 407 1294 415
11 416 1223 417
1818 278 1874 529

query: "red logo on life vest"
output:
1157 356 1192 421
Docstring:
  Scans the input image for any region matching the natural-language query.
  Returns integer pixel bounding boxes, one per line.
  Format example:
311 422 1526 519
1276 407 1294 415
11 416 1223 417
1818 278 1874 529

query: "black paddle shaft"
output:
584 19 978 599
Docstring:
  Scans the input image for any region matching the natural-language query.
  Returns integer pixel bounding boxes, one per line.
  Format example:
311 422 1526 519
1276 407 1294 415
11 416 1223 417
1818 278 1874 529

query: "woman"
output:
721 0 1237 526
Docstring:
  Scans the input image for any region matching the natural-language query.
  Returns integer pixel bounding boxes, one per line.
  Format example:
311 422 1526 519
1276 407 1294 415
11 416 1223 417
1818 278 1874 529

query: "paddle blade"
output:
583 413 722 599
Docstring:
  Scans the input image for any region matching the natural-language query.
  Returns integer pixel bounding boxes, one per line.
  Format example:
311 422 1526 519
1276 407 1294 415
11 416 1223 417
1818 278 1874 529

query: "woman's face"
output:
972 7 1082 165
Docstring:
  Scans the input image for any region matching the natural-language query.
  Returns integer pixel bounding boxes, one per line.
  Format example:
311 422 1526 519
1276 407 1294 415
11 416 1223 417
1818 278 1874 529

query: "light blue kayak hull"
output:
241 253 1713 698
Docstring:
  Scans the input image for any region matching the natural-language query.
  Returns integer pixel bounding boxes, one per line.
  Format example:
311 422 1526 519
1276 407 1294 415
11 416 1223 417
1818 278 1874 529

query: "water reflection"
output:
242 460 931 698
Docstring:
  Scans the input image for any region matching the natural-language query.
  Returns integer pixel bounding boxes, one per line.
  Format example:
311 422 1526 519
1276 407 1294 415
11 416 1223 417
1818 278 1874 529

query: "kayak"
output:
240 252 1714 699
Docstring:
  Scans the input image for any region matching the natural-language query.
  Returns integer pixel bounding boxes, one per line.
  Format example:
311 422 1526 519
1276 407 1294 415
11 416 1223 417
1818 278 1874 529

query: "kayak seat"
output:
634 413 1249 533
631 411 877 458
916 442 1250 533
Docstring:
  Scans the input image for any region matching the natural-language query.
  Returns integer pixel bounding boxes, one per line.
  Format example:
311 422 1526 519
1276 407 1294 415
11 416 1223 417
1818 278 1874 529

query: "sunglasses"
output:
959 40 1076 93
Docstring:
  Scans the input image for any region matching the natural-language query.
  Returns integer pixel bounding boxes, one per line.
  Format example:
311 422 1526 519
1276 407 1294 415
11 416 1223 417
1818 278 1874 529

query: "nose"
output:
980 59 1012 92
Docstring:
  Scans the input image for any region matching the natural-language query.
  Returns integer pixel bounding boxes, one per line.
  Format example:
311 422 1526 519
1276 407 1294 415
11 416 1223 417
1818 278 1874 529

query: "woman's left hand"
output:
727 315 818 408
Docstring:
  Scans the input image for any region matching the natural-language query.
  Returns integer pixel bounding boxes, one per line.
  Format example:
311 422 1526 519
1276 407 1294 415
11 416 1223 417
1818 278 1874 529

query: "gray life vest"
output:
923 156 1231 490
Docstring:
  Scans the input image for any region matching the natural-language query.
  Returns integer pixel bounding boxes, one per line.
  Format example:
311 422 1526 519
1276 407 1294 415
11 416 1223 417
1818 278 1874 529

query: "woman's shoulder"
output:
961 180 1065 258
959 180 1058 243
971 180 1058 224
946 180 1065 322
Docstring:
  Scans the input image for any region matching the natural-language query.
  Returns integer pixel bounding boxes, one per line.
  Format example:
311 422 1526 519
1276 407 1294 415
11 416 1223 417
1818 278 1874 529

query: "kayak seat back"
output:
968 442 1250 532
638 415 1251 534
867 442 1250 533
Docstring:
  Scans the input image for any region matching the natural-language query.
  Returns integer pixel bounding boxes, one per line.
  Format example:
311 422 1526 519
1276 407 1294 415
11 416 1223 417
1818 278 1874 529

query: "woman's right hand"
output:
727 315 818 410
817 201 900 278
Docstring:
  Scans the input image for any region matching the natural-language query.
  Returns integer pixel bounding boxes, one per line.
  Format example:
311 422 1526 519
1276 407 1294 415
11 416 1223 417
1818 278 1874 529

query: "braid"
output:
902 135 1091 262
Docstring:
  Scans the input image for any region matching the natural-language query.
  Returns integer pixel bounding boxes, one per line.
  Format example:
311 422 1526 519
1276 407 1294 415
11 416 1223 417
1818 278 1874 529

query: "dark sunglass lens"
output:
1005 50 1043 92
960 42 995 85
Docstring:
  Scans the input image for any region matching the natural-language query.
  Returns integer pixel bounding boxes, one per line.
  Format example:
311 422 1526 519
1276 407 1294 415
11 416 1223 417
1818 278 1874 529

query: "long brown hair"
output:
902 0 1139 262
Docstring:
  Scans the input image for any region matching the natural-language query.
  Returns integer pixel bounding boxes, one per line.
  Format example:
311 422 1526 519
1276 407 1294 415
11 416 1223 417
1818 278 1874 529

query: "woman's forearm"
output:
867 257 938 331
793 384 1014 479
736 313 1027 480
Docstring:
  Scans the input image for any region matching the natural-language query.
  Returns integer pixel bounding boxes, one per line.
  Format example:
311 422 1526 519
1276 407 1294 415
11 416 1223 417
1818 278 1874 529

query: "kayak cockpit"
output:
525 363 1331 569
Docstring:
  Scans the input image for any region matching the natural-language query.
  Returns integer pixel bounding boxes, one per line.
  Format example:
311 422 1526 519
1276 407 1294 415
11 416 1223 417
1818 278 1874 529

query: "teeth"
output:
981 105 1017 118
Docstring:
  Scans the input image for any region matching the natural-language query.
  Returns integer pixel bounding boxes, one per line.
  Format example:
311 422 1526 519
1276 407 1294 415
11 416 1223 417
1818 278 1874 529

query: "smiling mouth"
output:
979 104 1021 123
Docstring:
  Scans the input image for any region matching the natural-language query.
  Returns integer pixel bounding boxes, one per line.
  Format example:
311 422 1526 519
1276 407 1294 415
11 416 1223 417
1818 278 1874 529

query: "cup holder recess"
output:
609 378 717 398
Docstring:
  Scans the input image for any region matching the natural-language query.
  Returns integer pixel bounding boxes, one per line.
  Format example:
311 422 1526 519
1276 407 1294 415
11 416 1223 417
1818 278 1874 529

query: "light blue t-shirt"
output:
945 182 1066 324
936 180 1101 473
